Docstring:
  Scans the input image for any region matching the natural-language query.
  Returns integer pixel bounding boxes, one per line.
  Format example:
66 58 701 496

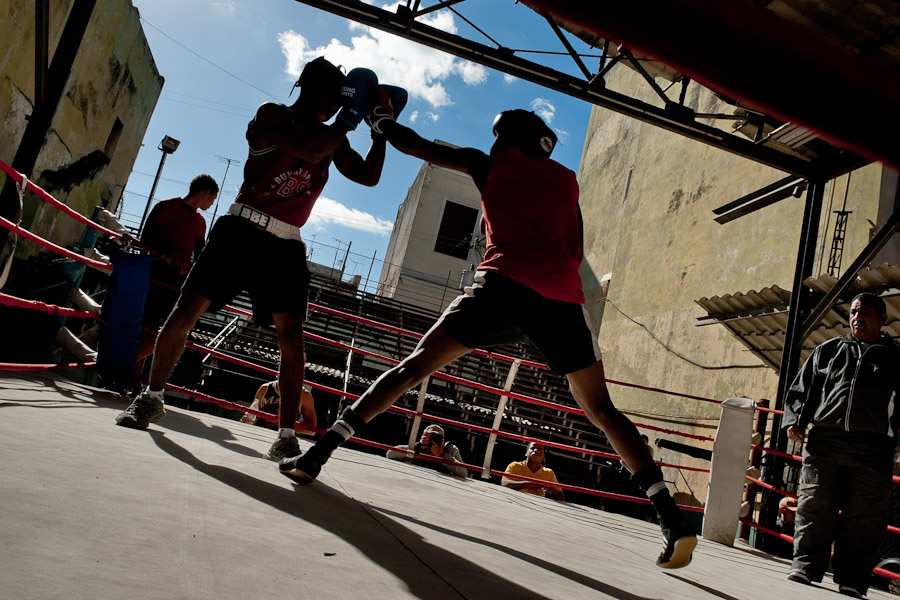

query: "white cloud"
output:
530 97 556 124
554 128 569 145
212 0 236 16
409 110 419 123
504 73 518 84
278 3 487 110
427 112 439 122
306 196 393 235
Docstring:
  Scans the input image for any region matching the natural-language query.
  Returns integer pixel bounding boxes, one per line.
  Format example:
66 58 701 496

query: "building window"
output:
434 200 478 260
104 117 124 157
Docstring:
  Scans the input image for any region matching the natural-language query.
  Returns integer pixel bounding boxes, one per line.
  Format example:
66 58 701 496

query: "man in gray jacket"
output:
783 292 900 598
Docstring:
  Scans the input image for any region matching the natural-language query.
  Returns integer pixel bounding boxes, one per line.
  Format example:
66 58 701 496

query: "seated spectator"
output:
386 424 467 477
242 380 317 436
778 496 798 535
502 441 564 501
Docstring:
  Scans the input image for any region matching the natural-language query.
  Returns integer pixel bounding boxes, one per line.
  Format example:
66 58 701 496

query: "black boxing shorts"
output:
435 272 601 374
182 215 310 323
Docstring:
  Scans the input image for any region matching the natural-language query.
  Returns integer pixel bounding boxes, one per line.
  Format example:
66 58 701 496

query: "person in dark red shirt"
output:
137 174 218 353
117 58 390 465
281 109 697 570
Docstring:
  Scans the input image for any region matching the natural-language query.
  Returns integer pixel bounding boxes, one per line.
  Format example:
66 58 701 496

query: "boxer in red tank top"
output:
284 109 697 571
118 58 389 464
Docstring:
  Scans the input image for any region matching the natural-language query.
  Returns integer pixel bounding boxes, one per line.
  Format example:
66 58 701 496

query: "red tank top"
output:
235 119 331 227
478 147 584 303
140 197 206 274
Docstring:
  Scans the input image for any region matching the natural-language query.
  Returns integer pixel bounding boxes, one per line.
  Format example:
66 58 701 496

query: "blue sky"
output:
124 0 594 287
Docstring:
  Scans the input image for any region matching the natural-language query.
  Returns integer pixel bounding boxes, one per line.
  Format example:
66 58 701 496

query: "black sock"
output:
632 466 685 527
314 406 367 460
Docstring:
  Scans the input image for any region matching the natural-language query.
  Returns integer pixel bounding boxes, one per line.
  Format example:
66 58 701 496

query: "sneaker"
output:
266 436 301 461
786 571 811 585
656 518 697 569
838 585 863 598
279 449 322 483
115 392 166 429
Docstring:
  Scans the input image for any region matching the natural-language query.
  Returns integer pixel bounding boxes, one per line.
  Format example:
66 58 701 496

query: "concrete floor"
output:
0 371 893 599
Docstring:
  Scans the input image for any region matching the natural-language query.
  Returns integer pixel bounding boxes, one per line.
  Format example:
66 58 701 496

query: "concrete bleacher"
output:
1 370 889 599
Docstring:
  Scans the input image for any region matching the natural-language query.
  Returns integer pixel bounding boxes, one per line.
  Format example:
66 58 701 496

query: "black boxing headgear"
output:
491 109 557 158
291 57 345 99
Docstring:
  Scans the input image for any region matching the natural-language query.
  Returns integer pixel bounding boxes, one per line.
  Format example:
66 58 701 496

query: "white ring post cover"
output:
702 397 754 545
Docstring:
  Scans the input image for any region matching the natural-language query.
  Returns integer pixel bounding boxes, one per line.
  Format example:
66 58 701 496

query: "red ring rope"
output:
751 444 900 484
0 157 745 411
200 326 715 445
0 361 95 371
745 476 798 499
0 291 99 319
751 444 801 462
740 517 900 579
176 341 715 474
1 164 720 452
162 380 705 511
0 214 112 270
0 159 126 240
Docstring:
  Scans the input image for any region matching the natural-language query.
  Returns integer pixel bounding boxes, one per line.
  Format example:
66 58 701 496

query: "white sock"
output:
145 388 164 401
278 428 296 439
646 481 668 497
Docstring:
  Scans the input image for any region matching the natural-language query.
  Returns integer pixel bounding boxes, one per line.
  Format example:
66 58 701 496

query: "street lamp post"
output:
138 135 180 235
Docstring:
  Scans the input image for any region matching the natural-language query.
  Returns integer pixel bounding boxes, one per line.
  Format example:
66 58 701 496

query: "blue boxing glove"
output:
366 85 408 134
337 68 378 130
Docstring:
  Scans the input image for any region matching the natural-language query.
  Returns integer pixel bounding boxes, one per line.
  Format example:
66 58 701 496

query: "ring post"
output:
703 397 754 545
481 359 521 479
407 377 430 458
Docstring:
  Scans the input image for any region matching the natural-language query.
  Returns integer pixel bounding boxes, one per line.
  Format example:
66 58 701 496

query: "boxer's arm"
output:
333 133 387 187
378 120 491 184
248 103 351 163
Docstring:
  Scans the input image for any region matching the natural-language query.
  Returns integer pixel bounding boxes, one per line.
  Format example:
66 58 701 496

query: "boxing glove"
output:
337 68 378 130
366 85 409 134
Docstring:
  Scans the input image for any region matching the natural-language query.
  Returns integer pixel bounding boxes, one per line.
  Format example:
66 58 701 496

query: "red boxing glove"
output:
366 84 408 134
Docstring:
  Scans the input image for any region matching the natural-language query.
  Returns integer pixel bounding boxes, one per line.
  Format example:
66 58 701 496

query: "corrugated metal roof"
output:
558 1 900 81
695 263 900 372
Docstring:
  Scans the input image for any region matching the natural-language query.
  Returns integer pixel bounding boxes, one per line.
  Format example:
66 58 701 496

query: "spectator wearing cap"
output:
386 424 467 477
778 496 798 535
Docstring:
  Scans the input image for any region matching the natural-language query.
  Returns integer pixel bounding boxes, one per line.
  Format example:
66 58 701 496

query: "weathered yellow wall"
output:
0 0 162 254
577 66 886 500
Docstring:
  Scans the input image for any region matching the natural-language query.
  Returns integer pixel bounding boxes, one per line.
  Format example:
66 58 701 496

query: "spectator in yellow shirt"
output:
502 442 564 501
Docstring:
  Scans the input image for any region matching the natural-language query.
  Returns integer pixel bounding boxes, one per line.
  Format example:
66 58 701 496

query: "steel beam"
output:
518 0 900 172
292 0 816 176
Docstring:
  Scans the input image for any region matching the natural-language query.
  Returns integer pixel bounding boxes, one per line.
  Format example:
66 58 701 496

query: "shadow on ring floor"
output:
0 371 889 600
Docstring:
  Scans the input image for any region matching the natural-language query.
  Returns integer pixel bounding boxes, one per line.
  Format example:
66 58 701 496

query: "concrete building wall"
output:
577 66 888 500
0 0 162 255
378 155 481 312
379 164 425 298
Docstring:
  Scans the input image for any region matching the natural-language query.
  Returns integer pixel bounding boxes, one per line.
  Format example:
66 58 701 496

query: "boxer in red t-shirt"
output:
118 58 392 465
136 174 218 368
282 109 697 570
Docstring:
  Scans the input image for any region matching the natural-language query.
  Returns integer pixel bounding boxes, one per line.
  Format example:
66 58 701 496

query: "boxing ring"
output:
2 156 900 584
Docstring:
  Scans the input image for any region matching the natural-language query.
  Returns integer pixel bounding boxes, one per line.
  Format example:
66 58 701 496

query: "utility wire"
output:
601 298 767 370
140 16 279 101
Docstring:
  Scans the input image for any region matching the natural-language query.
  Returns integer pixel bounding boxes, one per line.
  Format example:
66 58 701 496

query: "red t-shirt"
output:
235 116 331 227
478 147 584 303
140 198 207 275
